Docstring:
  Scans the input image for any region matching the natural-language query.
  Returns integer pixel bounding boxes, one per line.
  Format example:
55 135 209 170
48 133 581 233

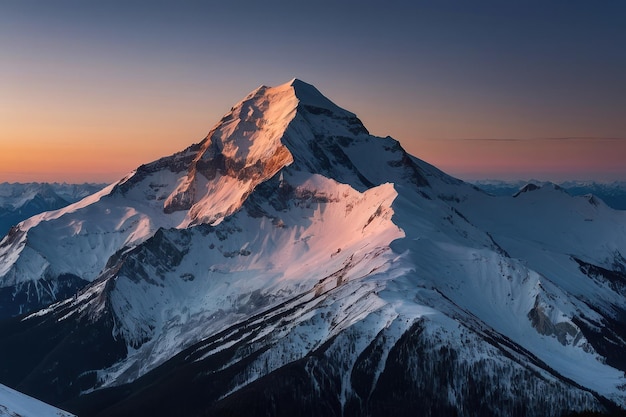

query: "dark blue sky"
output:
2 1 625 181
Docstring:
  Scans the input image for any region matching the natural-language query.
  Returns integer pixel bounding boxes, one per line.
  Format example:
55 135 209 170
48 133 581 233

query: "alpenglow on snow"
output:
1 79 626 417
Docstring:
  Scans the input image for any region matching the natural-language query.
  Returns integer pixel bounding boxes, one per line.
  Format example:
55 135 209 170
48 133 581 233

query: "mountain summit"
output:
0 78 431 317
1 80 626 417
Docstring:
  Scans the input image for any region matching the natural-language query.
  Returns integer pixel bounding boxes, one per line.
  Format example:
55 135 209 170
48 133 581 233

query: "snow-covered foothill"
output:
0 383 75 417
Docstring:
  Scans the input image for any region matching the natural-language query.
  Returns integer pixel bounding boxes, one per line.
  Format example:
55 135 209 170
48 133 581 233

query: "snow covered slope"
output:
0 182 105 238
473 179 626 210
1 79 626 417
0 383 75 417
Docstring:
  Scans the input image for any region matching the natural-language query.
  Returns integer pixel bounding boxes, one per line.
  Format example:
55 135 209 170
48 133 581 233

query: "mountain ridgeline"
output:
473 179 626 210
0 182 106 237
1 79 625 416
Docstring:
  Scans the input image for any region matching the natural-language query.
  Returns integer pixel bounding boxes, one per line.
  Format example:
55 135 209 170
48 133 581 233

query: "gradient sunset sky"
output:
2 1 625 183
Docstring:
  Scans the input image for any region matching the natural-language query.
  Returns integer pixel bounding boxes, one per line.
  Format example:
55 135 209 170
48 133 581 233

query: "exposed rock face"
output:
528 295 584 346
513 183 541 197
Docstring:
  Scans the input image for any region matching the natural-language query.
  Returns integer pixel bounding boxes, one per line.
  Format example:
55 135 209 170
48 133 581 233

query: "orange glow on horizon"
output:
0 129 206 183
2 129 626 183
409 137 626 181
0 92 213 183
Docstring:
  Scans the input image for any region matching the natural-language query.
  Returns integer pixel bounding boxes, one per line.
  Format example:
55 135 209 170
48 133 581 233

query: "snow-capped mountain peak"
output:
2 79 626 417
0 78 434 318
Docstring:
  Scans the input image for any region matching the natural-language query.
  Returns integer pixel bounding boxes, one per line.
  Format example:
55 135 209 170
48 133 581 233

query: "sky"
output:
1 0 625 183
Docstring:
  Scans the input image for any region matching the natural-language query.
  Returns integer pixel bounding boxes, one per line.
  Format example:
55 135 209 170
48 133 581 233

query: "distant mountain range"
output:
0 183 107 238
472 180 626 210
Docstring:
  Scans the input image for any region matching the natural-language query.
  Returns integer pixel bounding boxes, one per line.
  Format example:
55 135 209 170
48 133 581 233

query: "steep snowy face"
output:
97 175 403 385
283 79 432 190
159 81 298 225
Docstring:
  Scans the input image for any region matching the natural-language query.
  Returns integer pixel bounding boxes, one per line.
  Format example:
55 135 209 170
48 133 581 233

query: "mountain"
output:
0 182 107 316
473 179 626 210
560 181 626 210
0 79 625 417
0 182 107 238
0 383 75 417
